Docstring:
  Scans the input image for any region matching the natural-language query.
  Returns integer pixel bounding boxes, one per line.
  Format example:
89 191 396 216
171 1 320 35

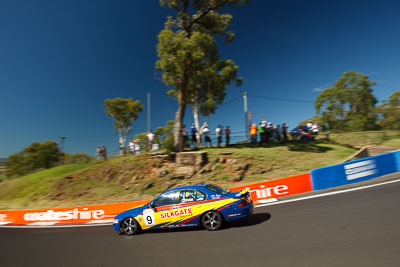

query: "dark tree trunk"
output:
174 89 186 152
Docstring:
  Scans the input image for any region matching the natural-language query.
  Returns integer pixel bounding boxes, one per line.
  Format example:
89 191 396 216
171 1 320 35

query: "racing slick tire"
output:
201 211 223 231
120 217 141 235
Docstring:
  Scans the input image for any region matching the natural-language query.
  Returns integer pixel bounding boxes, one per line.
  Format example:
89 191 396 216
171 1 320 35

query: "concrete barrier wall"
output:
394 151 400 172
311 152 398 191
0 200 149 226
1 150 398 226
229 173 312 204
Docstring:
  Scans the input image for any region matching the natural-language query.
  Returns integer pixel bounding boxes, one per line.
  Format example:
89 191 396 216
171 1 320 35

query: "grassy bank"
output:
0 141 357 210
328 130 400 149
1 130 399 211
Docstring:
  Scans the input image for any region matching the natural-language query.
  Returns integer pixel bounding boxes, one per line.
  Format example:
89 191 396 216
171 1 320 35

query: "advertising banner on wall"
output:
311 152 398 191
228 173 312 204
394 151 400 172
0 200 149 226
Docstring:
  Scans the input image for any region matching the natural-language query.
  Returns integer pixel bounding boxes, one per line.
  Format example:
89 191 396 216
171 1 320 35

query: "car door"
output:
173 189 208 227
152 189 199 228
141 190 180 229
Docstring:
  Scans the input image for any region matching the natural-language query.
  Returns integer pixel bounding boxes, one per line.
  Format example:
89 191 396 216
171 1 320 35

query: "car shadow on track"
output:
137 212 272 236
226 212 271 229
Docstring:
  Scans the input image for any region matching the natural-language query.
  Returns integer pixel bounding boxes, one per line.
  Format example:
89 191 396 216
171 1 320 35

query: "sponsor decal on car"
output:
344 159 377 180
160 208 193 219
0 214 7 221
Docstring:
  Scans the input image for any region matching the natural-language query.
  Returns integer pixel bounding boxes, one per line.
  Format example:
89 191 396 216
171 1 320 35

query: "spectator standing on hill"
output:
99 145 107 161
266 122 272 143
281 122 288 142
307 121 313 133
202 124 212 147
134 139 141 154
215 125 222 147
190 123 197 147
96 147 101 158
146 130 154 151
312 124 319 135
250 123 257 144
261 116 267 128
262 118 267 143
225 126 231 146
182 125 188 148
128 139 135 153
271 124 280 142
258 123 265 145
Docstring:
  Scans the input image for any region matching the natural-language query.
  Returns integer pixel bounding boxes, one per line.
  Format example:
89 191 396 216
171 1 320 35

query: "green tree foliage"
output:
133 133 147 151
298 115 322 127
6 141 60 177
156 0 248 151
155 120 175 153
104 97 143 154
375 90 400 130
134 121 175 153
315 70 378 131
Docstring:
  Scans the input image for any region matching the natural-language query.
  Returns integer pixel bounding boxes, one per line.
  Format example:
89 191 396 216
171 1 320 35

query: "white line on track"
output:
2 178 400 229
254 178 400 208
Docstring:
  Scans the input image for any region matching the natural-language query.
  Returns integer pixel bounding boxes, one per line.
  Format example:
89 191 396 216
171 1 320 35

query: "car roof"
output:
163 184 208 193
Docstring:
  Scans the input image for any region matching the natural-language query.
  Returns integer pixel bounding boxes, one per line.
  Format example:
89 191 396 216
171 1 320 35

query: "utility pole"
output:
59 136 66 164
241 91 249 142
147 92 151 132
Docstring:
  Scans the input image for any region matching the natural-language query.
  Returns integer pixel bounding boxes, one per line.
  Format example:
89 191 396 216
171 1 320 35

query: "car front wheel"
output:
120 217 140 235
201 211 223 231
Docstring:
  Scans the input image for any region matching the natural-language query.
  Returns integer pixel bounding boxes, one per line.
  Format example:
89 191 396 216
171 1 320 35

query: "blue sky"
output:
1 0 400 158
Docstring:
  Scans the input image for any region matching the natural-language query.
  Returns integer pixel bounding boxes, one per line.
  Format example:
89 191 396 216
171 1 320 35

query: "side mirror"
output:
149 202 155 210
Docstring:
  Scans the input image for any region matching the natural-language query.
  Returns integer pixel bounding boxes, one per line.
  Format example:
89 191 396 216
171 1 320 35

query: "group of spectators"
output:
250 118 289 145
182 123 231 148
97 119 320 158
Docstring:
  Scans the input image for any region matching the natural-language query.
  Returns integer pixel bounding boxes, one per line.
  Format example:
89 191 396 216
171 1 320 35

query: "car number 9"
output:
143 209 156 226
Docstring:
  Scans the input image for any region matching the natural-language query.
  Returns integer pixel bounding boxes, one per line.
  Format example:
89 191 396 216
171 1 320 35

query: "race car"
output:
113 184 254 235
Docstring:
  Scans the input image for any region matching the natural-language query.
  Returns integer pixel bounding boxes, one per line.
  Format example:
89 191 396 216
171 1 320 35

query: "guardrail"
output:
1 151 399 226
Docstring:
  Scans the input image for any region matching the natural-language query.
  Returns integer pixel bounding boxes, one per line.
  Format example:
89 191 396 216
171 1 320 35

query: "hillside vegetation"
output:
0 131 399 210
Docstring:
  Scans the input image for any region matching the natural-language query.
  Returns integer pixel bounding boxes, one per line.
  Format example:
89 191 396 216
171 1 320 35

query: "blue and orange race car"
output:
113 184 254 235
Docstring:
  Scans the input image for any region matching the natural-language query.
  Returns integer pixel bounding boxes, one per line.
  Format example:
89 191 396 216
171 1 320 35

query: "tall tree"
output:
191 59 242 144
104 97 143 155
375 90 400 130
156 0 248 151
6 141 60 177
315 70 377 131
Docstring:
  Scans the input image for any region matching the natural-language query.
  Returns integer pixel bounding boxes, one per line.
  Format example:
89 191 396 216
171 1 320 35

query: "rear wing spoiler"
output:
235 189 249 197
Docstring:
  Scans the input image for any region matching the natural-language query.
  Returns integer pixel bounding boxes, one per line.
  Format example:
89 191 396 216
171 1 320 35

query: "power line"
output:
64 129 146 139
66 133 117 139
248 94 314 103
219 96 242 107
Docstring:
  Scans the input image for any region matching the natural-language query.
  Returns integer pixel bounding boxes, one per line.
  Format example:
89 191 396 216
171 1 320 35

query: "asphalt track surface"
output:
1 176 400 267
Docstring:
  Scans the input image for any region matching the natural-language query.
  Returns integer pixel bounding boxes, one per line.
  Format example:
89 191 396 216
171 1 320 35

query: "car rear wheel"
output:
201 211 223 231
120 217 140 235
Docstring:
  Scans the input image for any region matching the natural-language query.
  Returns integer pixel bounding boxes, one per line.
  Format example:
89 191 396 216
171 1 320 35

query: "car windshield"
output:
206 184 230 195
